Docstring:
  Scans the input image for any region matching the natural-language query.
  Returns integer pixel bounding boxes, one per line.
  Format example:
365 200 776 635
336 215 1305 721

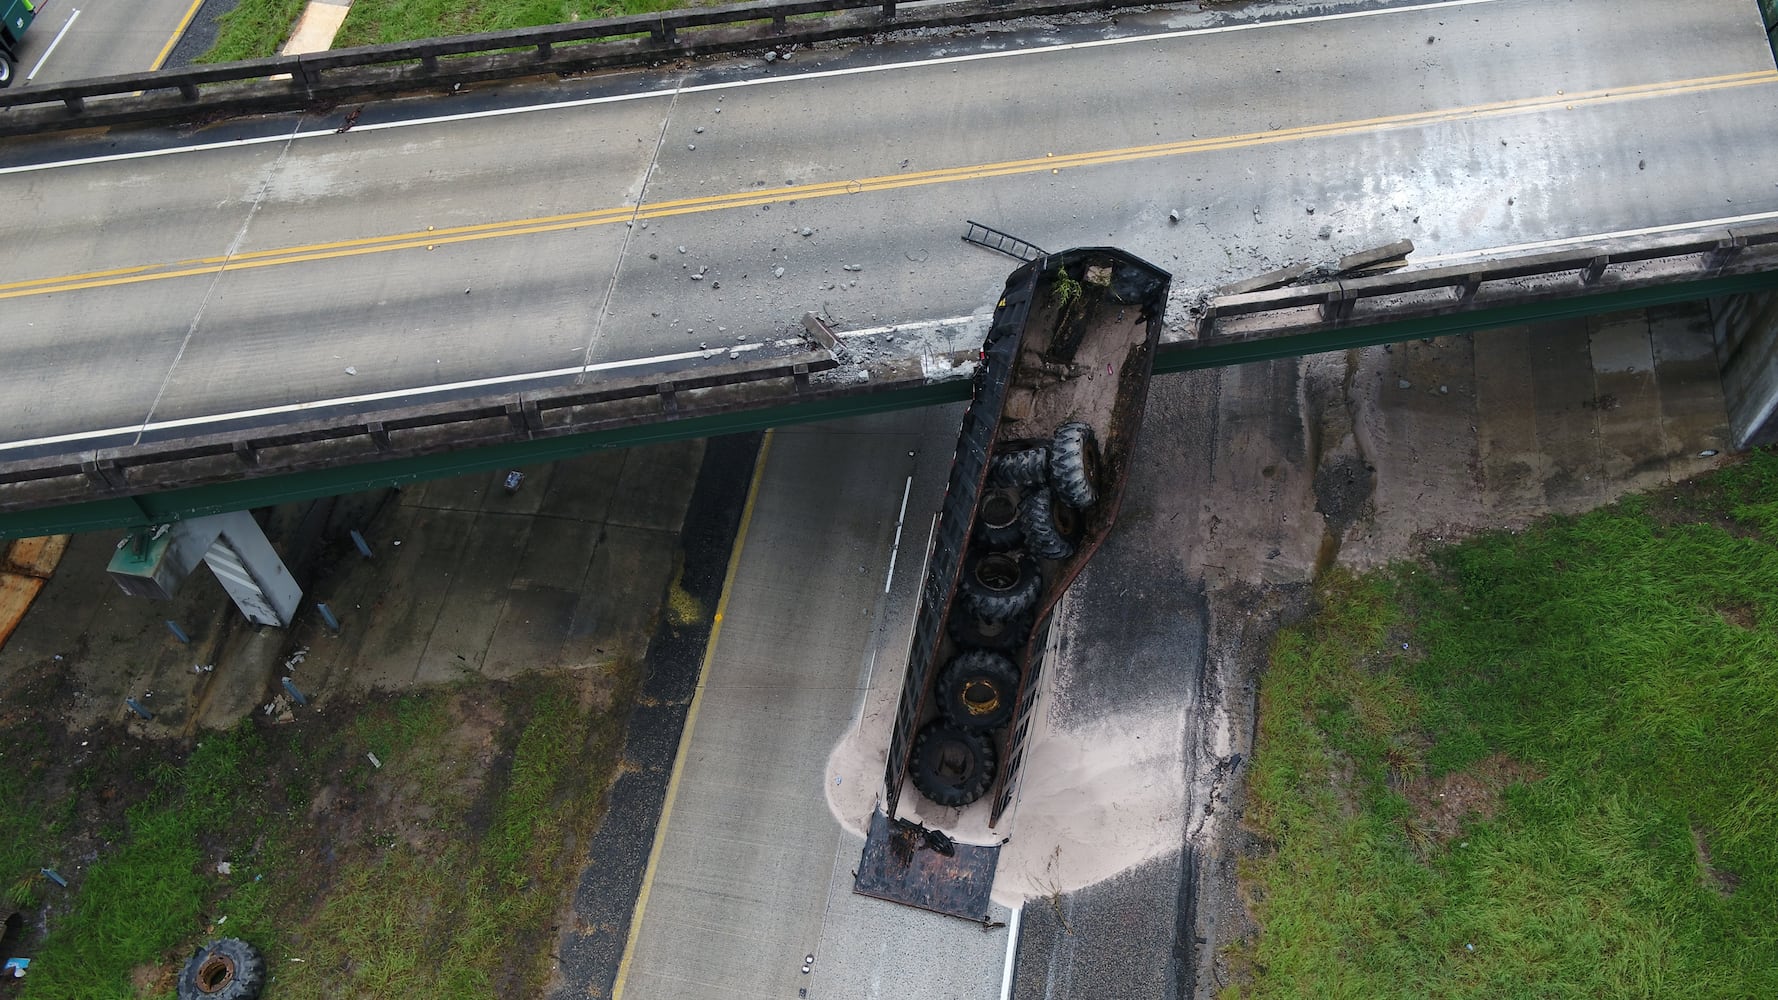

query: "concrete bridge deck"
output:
3 0 1778 533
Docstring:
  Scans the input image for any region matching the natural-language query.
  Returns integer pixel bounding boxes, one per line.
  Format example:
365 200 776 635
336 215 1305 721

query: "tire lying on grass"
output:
936 650 1021 730
1050 420 1101 509
179 938 265 1000
961 550 1041 622
973 487 1024 550
910 721 998 807
948 610 1033 653
1020 487 1080 561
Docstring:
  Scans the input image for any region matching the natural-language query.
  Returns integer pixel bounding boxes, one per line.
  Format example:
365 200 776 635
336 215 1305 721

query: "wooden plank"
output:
2 534 69 578
0 573 47 653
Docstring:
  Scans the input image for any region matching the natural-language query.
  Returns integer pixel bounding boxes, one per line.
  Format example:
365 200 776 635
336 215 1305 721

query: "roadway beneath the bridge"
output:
4 0 1777 459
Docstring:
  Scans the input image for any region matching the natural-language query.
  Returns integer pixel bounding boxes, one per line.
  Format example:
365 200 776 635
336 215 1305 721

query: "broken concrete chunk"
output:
1337 239 1415 274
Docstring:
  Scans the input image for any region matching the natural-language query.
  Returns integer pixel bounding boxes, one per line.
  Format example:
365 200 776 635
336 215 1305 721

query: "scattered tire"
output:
973 488 1023 550
178 938 265 1000
948 610 1033 653
988 447 1049 488
961 550 1040 622
1020 488 1080 561
936 650 1021 730
909 722 998 807
1050 421 1101 509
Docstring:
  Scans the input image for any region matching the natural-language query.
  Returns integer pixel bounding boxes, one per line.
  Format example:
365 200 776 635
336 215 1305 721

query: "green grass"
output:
5 666 634 1000
23 725 272 1000
196 0 693 63
197 0 311 63
257 673 633 999
1228 451 1778 999
334 0 687 49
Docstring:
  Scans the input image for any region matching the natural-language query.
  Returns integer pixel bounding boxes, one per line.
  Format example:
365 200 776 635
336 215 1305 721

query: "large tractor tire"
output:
178 938 265 1000
988 447 1049 488
909 722 998 807
935 650 1021 730
1050 421 1101 509
961 550 1040 622
1019 487 1080 561
973 487 1024 550
948 609 1033 653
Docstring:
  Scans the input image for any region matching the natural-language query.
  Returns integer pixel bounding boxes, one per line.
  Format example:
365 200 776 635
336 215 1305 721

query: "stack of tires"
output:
910 421 1099 809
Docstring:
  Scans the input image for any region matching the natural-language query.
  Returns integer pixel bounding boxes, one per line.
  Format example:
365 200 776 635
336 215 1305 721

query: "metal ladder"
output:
961 220 1046 262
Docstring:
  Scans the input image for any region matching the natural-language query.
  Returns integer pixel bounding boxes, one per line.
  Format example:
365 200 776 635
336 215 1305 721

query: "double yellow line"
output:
6 67 1773 303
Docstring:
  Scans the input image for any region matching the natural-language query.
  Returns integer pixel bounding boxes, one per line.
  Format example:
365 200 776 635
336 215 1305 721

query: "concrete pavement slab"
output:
608 440 705 533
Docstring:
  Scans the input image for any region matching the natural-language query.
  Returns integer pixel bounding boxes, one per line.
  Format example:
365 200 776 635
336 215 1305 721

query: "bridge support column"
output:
106 511 303 627
1714 290 1778 450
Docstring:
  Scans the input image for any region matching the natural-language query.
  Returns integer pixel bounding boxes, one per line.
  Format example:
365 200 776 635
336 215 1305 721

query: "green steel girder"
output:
1 267 1773 540
0 379 971 540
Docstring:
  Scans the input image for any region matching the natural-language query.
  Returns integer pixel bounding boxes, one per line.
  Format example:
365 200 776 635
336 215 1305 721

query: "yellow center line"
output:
7 68 1773 303
609 429 773 1000
149 0 208 72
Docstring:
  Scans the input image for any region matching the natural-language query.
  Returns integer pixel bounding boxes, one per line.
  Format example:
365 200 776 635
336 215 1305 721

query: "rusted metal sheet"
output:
853 811 1000 922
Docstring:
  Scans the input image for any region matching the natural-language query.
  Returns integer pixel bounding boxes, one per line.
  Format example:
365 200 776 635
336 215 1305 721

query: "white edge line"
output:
0 339 790 454
1410 210 1778 266
882 472 914 595
26 7 80 82
3 315 992 456
0 0 1517 176
998 902 1023 1000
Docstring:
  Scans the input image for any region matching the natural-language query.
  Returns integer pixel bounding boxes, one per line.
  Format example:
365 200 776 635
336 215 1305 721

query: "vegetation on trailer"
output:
3 669 635 1000
199 0 694 63
1226 452 1778 999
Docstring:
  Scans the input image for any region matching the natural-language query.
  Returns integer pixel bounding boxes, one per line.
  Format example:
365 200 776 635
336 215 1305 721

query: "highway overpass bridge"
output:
4 0 1778 538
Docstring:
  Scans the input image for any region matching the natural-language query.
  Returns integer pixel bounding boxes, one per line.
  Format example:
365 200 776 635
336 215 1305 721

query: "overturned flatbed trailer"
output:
853 247 1170 919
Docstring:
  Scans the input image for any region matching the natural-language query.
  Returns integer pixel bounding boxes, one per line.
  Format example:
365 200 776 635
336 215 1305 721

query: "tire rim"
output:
934 739 977 782
974 553 1021 592
980 492 1018 530
1052 500 1080 537
961 678 1002 717
196 955 236 994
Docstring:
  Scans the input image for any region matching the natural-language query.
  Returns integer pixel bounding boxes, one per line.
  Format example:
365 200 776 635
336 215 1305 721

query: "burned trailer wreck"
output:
854 247 1170 918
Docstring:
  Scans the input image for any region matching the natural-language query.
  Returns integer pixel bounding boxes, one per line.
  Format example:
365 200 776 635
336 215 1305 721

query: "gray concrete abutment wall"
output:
1714 289 1778 448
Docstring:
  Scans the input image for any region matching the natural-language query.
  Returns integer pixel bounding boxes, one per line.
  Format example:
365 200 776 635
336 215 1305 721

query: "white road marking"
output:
26 7 80 82
0 0 1515 175
0 339 793 454
998 902 1023 1000
883 473 914 595
1412 210 1778 265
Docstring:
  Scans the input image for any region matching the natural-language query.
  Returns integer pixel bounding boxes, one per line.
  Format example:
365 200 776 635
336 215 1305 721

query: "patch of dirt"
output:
1691 826 1742 897
1401 753 1541 850
130 961 172 997
1313 453 1376 538
1716 602 1758 630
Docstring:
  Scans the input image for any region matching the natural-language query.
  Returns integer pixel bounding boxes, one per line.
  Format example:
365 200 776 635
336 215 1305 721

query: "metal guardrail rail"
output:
0 0 1178 136
1168 220 1778 371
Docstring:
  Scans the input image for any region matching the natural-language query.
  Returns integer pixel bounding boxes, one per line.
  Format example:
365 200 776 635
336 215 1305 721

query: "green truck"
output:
0 0 38 88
